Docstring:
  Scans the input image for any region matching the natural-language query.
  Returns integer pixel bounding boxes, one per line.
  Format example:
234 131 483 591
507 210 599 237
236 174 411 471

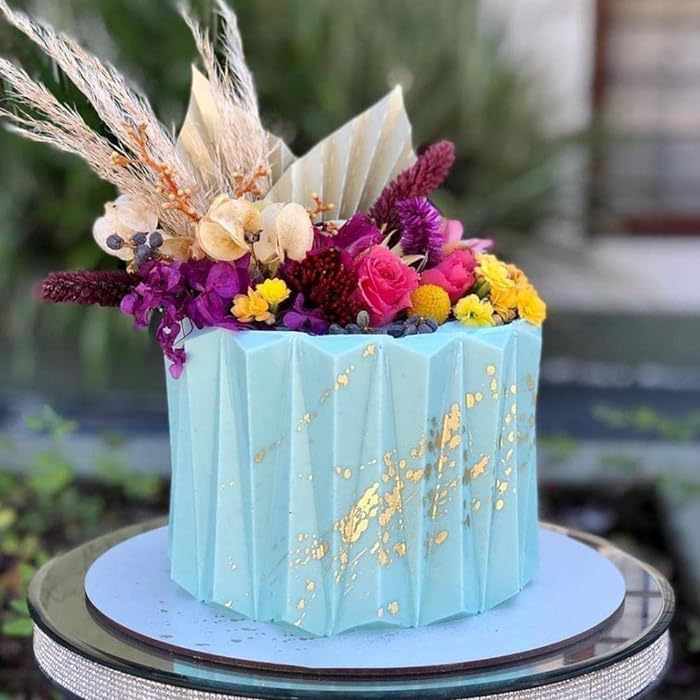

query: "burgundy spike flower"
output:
369 140 456 233
40 269 138 307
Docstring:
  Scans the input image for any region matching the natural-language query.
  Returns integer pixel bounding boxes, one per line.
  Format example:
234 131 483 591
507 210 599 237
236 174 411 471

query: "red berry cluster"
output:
285 249 364 326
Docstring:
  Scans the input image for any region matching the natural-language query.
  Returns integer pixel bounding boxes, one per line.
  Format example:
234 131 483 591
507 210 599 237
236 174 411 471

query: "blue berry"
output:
134 244 152 265
356 310 370 330
418 323 433 334
345 323 361 334
106 234 124 250
132 232 147 246
403 325 417 336
148 231 164 248
425 318 439 331
387 324 404 338
329 324 346 335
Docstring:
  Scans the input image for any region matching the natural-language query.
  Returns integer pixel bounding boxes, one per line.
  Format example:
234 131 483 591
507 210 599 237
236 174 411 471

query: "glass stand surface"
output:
29 519 674 699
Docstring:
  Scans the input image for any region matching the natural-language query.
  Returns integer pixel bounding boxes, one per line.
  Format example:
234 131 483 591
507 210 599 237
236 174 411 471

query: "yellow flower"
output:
517 284 547 326
454 294 495 327
232 288 274 324
409 284 451 324
476 254 515 292
489 285 518 322
507 263 529 288
256 278 290 307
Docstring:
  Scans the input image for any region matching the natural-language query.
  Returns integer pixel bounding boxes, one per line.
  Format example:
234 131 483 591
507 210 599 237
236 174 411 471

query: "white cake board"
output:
84 526 625 675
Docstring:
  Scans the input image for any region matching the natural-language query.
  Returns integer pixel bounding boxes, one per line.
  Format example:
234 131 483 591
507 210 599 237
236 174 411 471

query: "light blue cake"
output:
166 320 541 636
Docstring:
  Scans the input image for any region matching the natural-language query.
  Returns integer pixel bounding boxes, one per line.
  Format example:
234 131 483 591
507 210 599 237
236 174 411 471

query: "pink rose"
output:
354 246 419 325
421 249 476 303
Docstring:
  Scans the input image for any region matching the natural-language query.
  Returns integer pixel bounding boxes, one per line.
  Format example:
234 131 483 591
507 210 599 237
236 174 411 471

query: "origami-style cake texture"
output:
167 321 541 635
1 1 546 636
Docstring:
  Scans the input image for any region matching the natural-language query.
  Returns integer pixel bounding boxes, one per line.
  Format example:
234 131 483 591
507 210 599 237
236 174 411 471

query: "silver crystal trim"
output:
33 624 669 699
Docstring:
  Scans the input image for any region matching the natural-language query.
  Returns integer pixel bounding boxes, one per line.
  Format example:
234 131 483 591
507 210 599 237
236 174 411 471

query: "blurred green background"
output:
1 1 699 697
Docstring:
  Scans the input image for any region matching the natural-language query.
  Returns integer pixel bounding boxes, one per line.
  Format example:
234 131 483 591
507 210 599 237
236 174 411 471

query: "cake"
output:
2 1 546 636
167 321 541 635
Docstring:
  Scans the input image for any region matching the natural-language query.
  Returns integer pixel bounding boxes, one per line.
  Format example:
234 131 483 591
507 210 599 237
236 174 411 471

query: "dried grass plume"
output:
0 0 270 237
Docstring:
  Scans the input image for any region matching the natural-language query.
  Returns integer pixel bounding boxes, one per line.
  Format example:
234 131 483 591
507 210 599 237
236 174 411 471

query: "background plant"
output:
0 405 167 695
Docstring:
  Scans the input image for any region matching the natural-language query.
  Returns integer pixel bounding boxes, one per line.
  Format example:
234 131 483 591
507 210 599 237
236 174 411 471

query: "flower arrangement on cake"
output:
0 0 545 380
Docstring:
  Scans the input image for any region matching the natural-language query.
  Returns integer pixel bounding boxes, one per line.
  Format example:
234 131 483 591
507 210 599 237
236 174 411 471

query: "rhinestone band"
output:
33 625 669 699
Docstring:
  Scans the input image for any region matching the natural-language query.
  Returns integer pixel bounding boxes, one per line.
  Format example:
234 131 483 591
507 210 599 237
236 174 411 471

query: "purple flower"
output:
186 260 248 328
120 260 185 328
396 197 443 266
282 294 329 334
120 259 188 378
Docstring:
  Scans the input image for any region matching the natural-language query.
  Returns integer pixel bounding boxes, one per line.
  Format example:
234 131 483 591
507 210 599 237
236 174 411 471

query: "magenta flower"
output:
312 213 382 260
334 214 383 256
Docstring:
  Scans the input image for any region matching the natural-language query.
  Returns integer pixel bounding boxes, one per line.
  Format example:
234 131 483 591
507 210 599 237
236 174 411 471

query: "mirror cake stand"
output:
29 519 673 699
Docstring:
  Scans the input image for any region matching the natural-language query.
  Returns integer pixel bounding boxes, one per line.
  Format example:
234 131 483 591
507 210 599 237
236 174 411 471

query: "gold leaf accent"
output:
335 483 380 544
406 468 425 483
434 530 448 545
469 456 489 480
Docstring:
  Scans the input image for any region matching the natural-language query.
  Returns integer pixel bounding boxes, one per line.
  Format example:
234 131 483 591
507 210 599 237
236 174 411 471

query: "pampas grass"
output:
179 1 270 195
0 0 270 236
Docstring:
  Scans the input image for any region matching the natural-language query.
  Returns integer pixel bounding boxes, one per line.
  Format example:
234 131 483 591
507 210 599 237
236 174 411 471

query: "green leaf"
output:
0 506 17 530
19 561 36 585
28 450 75 496
24 405 77 437
2 616 33 637
9 597 29 616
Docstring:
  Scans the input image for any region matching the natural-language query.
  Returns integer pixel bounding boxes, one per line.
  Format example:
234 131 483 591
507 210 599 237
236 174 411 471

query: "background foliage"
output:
0 0 564 392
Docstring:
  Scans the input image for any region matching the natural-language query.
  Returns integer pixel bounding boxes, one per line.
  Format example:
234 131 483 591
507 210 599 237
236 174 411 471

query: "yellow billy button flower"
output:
256 278 291 308
232 288 274 324
476 253 515 292
517 284 547 326
409 284 451 324
454 294 495 327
